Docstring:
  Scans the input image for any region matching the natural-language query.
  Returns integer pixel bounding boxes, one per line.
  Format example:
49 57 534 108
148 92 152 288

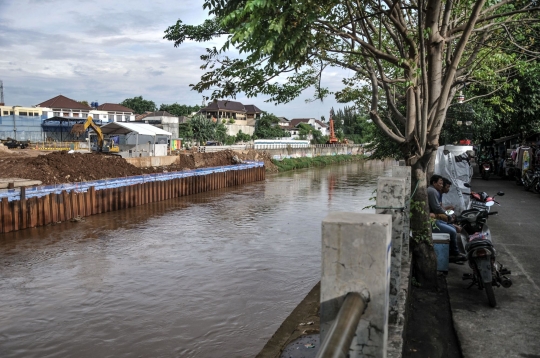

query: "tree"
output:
297 123 326 143
79 100 89 107
235 130 252 143
178 122 194 141
159 103 202 117
165 1 540 287
121 96 156 114
189 114 227 144
253 112 290 139
333 106 375 144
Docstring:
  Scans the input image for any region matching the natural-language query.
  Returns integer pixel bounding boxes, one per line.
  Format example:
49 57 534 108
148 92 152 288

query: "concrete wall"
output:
225 124 255 136
265 145 364 158
125 155 178 168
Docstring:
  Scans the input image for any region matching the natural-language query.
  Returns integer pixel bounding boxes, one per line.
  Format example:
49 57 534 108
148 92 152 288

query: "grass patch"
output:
272 155 366 172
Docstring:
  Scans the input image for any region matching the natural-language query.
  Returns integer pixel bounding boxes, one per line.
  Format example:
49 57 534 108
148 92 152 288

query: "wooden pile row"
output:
0 166 265 234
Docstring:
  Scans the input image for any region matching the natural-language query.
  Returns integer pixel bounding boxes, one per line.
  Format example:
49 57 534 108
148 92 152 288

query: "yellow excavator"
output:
71 115 119 153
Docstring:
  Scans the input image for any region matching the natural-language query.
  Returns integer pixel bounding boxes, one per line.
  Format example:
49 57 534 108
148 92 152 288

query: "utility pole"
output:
0 80 4 106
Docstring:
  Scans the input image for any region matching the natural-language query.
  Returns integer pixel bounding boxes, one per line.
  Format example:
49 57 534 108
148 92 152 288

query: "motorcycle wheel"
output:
534 181 540 194
532 179 540 194
485 283 497 308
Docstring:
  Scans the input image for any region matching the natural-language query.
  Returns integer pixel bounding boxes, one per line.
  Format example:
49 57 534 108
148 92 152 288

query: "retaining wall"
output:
125 156 178 168
260 145 364 159
0 163 265 234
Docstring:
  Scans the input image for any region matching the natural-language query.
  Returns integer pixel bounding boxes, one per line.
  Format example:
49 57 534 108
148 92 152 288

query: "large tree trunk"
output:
409 156 439 290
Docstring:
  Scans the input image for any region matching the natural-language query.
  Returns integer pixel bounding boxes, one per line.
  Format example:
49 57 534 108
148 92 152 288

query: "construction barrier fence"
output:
0 162 265 234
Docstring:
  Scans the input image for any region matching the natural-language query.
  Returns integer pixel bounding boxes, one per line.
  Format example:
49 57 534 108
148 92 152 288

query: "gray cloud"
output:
0 0 346 119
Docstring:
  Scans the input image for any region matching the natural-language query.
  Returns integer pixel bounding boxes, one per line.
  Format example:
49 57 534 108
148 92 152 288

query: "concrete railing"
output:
319 164 411 357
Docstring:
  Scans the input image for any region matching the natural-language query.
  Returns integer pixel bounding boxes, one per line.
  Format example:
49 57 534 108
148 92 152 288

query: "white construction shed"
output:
100 122 172 157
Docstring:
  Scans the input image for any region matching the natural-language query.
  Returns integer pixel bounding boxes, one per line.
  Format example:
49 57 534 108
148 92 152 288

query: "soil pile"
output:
0 149 273 185
173 149 277 172
0 151 159 184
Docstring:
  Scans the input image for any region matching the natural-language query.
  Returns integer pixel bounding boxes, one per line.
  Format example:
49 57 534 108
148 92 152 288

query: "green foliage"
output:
410 200 434 245
272 155 366 172
333 106 376 144
253 112 290 139
295 123 326 144
235 130 252 143
178 122 193 140
121 96 156 114
159 103 201 117
164 0 540 165
190 114 223 144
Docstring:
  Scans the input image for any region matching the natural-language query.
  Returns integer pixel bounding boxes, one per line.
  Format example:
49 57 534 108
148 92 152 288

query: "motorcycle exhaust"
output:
500 276 512 288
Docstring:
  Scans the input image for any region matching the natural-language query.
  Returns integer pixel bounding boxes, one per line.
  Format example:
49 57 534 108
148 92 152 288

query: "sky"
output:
0 0 349 119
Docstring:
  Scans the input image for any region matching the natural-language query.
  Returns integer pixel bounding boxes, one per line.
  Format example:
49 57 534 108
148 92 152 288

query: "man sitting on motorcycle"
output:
428 174 467 263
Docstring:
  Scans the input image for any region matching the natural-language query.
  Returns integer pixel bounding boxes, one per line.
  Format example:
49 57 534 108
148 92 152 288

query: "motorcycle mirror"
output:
464 183 471 188
486 201 495 207
497 191 505 196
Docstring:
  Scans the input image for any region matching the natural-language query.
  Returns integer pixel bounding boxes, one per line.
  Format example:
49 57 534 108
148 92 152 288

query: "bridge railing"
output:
318 163 411 357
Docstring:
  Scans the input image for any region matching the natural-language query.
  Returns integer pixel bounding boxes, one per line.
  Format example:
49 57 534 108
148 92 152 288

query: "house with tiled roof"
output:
97 103 135 122
199 100 262 126
277 117 290 127
37 95 92 120
283 118 329 139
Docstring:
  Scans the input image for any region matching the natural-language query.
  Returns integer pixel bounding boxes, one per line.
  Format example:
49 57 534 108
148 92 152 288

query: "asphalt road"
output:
446 176 540 358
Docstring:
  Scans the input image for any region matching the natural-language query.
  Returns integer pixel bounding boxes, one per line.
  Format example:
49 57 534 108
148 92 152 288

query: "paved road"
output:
446 177 540 358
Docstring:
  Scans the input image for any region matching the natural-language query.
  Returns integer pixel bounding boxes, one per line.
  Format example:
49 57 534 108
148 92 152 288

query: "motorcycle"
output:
529 167 540 194
522 167 536 191
479 157 492 180
455 184 512 307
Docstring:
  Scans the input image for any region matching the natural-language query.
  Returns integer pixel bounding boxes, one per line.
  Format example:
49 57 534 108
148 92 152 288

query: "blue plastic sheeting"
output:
0 161 264 202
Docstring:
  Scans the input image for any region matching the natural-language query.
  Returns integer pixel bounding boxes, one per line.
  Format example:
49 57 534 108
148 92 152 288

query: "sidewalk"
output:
446 177 540 357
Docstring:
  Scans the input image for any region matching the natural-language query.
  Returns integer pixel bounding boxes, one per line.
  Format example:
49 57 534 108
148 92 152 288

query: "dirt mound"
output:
233 149 278 172
0 151 159 184
0 149 272 185
169 149 277 172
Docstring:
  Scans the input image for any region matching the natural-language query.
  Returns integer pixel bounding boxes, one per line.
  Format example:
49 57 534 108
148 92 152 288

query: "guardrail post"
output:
376 177 406 324
392 165 411 263
321 212 392 357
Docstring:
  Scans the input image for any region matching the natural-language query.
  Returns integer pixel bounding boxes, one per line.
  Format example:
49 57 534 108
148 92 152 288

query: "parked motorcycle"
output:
479 157 493 180
528 167 540 194
522 167 536 191
456 184 511 307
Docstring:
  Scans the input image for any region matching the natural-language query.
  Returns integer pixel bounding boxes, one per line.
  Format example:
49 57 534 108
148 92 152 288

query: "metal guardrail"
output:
316 293 367 358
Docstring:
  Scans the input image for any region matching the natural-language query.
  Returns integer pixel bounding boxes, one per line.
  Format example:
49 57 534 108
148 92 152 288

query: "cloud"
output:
0 0 347 119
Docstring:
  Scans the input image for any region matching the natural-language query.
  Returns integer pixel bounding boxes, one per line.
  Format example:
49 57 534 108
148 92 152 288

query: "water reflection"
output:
0 160 394 357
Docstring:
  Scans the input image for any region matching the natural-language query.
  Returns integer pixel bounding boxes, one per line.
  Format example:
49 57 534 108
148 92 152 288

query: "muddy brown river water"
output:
0 160 393 357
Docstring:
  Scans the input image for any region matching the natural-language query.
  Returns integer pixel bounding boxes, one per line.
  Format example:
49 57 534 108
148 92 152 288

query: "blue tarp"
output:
0 161 264 202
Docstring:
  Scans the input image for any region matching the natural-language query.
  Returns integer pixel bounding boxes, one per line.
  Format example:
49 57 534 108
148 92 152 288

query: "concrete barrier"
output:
321 212 392 357
320 164 413 357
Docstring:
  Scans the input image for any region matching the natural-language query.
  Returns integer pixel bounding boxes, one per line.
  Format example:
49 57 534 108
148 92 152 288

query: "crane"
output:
327 110 339 144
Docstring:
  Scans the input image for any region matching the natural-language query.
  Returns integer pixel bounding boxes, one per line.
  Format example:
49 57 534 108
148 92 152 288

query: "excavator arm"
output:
71 116 104 150
82 116 104 150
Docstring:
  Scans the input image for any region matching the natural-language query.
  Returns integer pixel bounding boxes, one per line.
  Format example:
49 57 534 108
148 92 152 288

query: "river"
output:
0 160 393 357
